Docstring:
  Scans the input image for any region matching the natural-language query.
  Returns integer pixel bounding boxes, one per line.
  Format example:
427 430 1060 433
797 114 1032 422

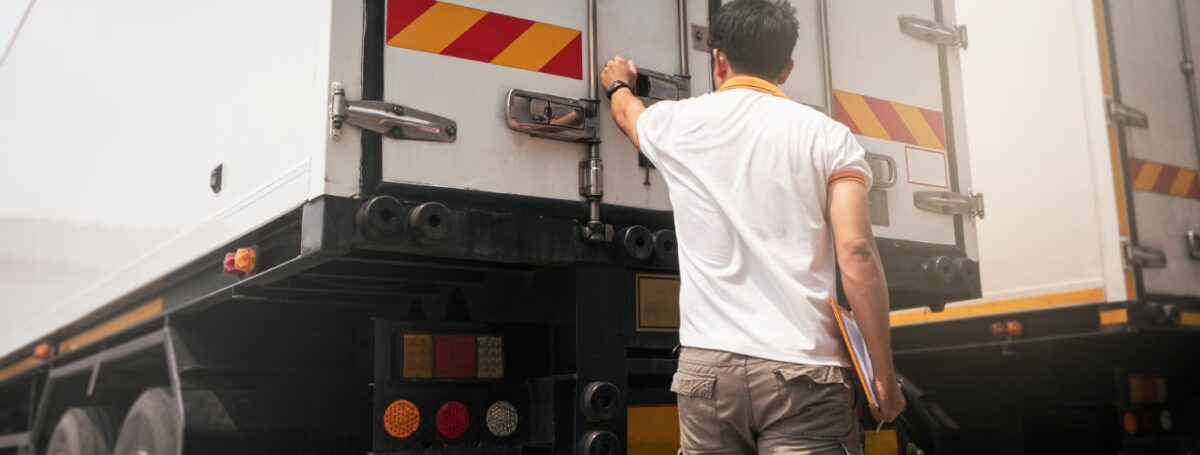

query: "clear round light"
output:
1160 409 1174 432
486 401 519 438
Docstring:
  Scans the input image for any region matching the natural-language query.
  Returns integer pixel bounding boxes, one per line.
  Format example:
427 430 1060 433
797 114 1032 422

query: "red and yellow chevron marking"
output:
833 90 946 151
386 0 582 79
1128 157 1200 200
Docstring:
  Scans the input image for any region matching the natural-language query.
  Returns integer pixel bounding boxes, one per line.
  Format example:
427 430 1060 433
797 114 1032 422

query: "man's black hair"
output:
706 0 800 79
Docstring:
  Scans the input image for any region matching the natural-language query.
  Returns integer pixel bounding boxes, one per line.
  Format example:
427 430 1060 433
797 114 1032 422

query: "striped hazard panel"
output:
386 0 583 79
1128 157 1200 200
833 90 947 151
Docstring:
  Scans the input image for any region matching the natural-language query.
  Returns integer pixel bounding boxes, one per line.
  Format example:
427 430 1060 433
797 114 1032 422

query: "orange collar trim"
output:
716 76 788 99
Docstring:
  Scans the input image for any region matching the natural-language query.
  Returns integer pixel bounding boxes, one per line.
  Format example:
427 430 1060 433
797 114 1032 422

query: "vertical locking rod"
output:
1177 0 1200 169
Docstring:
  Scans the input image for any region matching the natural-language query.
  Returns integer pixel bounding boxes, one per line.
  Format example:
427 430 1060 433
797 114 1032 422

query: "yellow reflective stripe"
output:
627 405 679 455
0 356 38 381
386 2 487 53
490 22 580 71
890 288 1105 327
1133 161 1163 191
1171 168 1197 196
835 91 891 140
892 103 943 149
1100 308 1128 326
59 299 163 353
1182 311 1200 327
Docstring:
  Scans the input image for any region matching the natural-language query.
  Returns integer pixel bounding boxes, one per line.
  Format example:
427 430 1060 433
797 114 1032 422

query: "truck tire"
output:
46 407 119 455
113 388 179 455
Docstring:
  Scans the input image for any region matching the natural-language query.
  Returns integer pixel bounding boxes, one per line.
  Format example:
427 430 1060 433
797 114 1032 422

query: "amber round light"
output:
383 399 420 439
1122 411 1138 434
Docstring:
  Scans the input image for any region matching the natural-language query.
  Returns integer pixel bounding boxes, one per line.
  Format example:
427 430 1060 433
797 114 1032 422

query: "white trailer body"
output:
890 0 1200 329
0 0 979 359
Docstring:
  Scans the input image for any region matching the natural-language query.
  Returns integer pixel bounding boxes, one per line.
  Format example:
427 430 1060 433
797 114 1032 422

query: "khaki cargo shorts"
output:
672 347 863 455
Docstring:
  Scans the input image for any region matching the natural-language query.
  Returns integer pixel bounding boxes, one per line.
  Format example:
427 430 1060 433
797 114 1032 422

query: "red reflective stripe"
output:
440 12 534 62
538 32 583 79
387 0 437 41
1152 164 1180 194
919 107 946 149
865 96 917 146
1128 157 1145 179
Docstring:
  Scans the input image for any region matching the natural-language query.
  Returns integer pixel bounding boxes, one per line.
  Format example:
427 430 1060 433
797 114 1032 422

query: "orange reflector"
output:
233 247 257 274
1005 320 1024 337
383 399 421 439
403 333 434 379
32 343 51 361
1123 411 1138 434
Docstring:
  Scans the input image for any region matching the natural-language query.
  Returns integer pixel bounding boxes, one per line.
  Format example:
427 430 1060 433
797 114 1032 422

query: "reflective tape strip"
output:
1128 158 1200 200
58 298 163 354
386 0 583 79
833 90 946 150
890 287 1105 327
1182 311 1200 327
627 405 679 455
0 356 39 382
1100 308 1128 326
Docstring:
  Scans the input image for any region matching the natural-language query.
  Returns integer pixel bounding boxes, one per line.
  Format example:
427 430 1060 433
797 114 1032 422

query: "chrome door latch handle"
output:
506 89 597 142
865 152 898 189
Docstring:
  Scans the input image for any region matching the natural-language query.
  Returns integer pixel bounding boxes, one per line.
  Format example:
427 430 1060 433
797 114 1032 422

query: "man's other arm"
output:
601 55 646 149
828 178 906 422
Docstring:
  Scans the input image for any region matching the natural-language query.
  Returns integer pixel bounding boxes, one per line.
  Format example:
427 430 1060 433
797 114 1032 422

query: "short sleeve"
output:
634 100 680 168
825 122 874 188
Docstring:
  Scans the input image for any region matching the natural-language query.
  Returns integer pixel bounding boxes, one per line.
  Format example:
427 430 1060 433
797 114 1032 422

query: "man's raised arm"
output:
600 55 646 149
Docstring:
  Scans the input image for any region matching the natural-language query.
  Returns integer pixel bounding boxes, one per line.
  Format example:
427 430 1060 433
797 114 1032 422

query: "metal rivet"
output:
390 105 404 115
446 125 457 135
389 127 403 138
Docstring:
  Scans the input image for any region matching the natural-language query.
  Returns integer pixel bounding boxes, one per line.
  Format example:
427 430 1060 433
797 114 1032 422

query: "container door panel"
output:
381 0 589 202
829 0 959 247
596 0 710 210
1110 0 1200 298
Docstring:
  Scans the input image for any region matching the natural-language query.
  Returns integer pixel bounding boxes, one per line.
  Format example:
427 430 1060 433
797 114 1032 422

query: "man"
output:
599 0 904 453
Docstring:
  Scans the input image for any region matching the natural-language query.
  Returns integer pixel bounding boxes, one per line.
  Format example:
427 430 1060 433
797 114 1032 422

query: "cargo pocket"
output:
772 366 855 439
670 370 723 451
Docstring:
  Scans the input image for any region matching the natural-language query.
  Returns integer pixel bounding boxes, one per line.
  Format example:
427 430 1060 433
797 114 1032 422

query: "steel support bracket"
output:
1106 97 1149 128
329 82 457 142
1122 238 1167 269
899 16 967 50
914 189 984 219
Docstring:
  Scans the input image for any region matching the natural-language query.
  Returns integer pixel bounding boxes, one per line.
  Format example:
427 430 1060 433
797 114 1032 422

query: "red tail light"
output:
434 335 477 379
436 401 470 439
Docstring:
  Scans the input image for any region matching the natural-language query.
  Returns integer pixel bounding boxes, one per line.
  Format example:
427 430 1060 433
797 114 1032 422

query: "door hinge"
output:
1122 238 1167 269
914 189 984 219
899 16 967 50
1105 97 1149 128
329 82 457 142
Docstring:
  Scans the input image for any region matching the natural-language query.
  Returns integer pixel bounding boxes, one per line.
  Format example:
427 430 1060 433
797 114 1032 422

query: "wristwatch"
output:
605 80 632 99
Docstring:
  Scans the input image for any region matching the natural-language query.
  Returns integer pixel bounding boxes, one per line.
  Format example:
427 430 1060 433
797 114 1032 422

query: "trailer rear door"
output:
374 0 711 211
1106 0 1200 299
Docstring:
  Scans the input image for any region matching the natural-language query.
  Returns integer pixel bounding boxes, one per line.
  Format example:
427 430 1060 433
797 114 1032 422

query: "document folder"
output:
829 298 878 409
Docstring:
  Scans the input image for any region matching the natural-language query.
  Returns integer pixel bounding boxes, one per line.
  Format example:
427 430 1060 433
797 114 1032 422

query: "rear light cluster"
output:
402 332 504 380
383 399 519 440
989 320 1023 338
1122 375 1172 437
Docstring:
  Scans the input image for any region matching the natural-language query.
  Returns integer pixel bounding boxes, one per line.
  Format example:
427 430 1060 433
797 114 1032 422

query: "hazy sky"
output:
0 0 31 62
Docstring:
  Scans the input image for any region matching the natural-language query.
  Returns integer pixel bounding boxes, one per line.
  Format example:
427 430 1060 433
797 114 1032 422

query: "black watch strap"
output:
605 80 632 99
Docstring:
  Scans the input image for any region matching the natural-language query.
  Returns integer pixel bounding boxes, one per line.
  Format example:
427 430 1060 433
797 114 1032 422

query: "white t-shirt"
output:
636 80 872 367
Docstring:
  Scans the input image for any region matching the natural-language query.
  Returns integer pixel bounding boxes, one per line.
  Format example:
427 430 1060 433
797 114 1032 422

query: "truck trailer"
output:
12 0 1186 453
